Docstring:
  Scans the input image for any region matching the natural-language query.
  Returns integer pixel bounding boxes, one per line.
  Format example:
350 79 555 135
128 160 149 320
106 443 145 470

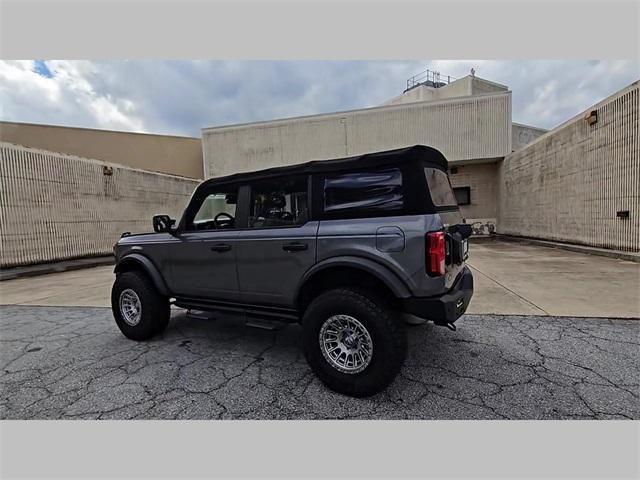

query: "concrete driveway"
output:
1 239 639 318
467 239 640 317
1 305 638 420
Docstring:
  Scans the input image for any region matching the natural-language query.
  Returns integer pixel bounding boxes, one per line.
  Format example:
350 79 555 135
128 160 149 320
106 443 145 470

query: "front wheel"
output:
302 288 407 397
111 271 170 341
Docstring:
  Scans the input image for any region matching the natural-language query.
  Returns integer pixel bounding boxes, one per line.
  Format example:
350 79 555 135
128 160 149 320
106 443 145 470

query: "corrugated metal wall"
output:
203 92 512 177
0 143 199 267
497 82 639 252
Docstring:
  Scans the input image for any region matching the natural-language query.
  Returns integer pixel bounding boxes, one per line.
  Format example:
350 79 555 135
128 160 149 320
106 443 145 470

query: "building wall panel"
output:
449 162 498 234
512 123 547 151
497 82 639 252
203 92 512 177
0 143 198 267
0 121 204 179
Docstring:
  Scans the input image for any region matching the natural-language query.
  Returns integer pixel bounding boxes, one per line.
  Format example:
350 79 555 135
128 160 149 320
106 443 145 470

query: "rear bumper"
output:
403 267 473 325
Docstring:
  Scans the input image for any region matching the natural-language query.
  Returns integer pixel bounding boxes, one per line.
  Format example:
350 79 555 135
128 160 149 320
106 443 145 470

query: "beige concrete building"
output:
498 81 639 252
512 123 547 151
0 121 204 179
448 162 499 234
0 143 198 267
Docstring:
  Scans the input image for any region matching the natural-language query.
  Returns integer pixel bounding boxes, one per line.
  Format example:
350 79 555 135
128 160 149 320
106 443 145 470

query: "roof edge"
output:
201 91 511 134
200 144 448 187
0 120 201 141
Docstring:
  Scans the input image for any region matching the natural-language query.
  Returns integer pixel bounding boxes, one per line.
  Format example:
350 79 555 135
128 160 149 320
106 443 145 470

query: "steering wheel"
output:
214 212 234 229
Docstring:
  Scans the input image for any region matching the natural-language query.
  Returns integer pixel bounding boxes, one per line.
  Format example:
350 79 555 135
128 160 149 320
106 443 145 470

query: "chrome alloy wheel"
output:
119 288 142 326
319 315 373 374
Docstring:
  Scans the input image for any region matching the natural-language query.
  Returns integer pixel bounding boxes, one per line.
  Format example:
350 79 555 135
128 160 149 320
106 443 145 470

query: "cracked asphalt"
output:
0 305 638 420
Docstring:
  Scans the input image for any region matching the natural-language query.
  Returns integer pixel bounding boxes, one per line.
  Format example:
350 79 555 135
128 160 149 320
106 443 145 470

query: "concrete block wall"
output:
203 92 512 177
0 143 199 267
449 162 499 235
512 123 547 151
497 82 639 252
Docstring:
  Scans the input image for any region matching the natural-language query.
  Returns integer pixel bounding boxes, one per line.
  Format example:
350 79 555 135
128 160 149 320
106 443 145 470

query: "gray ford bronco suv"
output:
111 145 473 397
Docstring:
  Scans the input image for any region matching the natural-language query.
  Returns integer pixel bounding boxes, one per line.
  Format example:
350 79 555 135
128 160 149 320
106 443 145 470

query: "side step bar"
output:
174 297 300 322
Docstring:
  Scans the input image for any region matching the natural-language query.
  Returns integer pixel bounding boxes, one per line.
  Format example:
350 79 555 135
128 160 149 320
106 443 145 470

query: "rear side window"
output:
323 168 403 216
424 167 457 208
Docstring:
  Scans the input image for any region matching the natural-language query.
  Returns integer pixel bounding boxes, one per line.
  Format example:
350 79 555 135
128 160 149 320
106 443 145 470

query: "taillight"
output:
427 231 446 276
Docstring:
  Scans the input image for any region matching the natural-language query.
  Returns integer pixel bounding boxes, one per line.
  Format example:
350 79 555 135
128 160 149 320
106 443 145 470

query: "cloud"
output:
1 60 638 136
0 60 145 132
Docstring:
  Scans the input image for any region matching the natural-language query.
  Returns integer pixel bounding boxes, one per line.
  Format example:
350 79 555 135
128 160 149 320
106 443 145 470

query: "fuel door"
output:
376 226 405 253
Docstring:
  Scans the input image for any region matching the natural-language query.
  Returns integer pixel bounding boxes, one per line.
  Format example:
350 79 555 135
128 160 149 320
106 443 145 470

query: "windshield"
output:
424 167 458 208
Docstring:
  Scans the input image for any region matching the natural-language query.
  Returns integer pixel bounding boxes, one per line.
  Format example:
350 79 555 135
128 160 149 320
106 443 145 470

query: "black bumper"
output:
403 267 474 326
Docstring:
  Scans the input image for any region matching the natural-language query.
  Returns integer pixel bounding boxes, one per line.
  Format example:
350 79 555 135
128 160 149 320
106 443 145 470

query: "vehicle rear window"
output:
424 167 458 208
324 168 403 215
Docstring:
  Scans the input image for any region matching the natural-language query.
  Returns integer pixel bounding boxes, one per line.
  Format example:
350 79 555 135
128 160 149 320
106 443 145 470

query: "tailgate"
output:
439 210 470 289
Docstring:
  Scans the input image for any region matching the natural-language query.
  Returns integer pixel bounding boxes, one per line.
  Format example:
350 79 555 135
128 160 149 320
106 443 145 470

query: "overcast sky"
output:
1 60 637 137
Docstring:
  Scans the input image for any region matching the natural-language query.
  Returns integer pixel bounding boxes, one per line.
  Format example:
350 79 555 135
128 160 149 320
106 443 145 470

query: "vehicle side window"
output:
187 188 238 231
323 168 403 216
424 167 457 208
248 176 308 228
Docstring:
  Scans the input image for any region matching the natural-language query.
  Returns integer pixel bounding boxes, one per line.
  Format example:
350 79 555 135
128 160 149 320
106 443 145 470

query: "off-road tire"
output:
111 271 170 341
302 288 407 397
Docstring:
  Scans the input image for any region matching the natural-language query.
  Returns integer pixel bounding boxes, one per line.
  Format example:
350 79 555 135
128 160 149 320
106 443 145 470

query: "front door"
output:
235 175 317 307
167 187 241 301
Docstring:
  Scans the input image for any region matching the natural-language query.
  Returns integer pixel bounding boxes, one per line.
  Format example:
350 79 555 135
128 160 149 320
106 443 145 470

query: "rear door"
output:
235 175 317 307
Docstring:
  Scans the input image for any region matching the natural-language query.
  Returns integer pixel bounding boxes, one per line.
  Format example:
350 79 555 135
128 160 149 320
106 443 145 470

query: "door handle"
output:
210 243 231 252
282 242 308 252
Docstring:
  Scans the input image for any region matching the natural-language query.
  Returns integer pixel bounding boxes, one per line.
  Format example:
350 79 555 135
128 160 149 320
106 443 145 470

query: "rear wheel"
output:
302 288 407 397
111 271 170 341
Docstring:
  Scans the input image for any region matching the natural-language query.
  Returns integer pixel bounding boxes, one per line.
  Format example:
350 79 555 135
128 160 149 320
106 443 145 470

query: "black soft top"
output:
199 144 448 188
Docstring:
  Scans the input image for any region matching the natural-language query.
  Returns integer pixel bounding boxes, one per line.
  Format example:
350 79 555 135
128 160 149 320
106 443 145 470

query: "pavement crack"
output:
2 305 637 420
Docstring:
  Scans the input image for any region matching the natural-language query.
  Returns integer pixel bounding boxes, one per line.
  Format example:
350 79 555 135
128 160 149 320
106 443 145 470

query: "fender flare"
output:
114 253 170 296
295 256 412 304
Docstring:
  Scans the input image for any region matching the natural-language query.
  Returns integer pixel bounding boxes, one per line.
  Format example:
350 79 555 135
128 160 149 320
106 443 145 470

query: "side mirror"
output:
153 214 176 233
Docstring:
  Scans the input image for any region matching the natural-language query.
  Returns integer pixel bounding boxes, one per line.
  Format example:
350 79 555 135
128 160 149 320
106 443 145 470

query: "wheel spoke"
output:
119 289 142 326
319 314 373 374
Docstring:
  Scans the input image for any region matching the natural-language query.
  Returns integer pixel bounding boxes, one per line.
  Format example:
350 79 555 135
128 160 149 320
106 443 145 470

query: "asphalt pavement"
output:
2 305 638 420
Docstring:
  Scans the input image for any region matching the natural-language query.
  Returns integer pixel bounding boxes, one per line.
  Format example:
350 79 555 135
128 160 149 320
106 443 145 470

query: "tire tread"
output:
111 271 170 341
302 287 406 397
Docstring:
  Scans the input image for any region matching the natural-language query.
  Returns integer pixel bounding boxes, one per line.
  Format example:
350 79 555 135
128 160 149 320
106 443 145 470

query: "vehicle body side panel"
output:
316 215 446 298
235 221 319 307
